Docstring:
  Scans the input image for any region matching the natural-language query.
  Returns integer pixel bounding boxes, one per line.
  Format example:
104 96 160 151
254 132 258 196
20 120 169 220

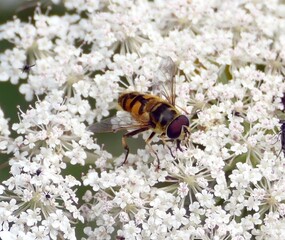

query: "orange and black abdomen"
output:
118 91 180 133
118 92 153 120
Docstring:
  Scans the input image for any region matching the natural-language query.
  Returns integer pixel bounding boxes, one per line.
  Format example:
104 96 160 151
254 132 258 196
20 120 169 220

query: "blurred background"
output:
0 0 22 12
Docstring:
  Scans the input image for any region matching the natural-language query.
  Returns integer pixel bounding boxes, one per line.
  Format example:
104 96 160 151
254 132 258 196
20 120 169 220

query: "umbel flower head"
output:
1 0 285 239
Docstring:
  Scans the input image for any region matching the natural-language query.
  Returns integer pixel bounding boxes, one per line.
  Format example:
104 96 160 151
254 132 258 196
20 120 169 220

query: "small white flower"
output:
1 0 285 239
196 190 215 209
177 182 189 198
230 143 248 155
65 141 87 165
122 220 141 238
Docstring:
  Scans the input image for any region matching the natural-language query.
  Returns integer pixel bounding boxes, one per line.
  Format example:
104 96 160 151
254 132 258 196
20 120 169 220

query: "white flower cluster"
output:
0 108 10 151
0 0 285 239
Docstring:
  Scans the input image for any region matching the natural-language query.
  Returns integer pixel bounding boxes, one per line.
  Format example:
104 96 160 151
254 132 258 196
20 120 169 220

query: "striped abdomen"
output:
118 92 185 136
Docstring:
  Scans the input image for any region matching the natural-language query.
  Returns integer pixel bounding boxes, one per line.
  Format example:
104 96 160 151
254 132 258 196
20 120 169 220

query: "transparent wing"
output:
88 115 149 133
152 57 177 105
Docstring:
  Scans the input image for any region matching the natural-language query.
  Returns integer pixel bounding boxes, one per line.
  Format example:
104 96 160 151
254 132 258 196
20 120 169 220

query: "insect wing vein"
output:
89 116 148 133
152 57 177 105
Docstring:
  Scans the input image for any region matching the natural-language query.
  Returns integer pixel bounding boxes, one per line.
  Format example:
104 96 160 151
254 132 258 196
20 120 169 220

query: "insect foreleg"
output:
122 127 150 165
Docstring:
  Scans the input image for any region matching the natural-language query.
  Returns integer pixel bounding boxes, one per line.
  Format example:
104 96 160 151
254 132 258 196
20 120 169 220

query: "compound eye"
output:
167 115 189 139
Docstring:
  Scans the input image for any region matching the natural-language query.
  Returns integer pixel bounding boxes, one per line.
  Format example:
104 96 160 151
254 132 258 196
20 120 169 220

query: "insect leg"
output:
176 139 183 152
271 133 280 145
122 127 150 164
275 122 285 159
167 144 175 158
161 138 186 158
159 134 176 158
145 131 161 169
281 123 285 158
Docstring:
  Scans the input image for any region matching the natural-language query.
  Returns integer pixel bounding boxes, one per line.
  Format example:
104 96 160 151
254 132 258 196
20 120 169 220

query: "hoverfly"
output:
89 57 190 168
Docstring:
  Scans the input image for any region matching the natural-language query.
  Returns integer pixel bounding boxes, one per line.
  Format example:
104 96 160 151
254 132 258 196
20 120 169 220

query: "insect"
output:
20 63 35 73
89 57 190 168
